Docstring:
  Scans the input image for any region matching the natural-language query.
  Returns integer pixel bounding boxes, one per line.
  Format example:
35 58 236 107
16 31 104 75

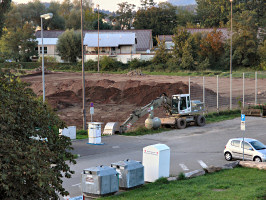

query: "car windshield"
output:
249 140 266 150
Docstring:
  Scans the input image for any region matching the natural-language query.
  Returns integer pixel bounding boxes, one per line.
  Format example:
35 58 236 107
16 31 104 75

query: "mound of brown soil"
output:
21 72 220 129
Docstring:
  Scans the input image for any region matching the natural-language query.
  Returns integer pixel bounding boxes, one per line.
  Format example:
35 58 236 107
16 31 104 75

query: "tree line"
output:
0 0 265 70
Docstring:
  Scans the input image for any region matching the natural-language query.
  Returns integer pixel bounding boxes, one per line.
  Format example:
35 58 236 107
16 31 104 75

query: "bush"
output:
99 56 124 71
127 58 151 70
78 60 98 71
0 62 40 70
38 56 57 63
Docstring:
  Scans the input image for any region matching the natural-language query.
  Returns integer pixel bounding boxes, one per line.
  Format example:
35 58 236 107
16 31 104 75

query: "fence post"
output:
217 75 219 113
203 76 205 105
189 76 191 96
230 74 232 110
243 73 245 109
255 71 257 105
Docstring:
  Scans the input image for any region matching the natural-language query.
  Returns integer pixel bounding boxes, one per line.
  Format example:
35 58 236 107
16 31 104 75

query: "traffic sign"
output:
241 114 245 121
241 121 245 131
90 107 94 115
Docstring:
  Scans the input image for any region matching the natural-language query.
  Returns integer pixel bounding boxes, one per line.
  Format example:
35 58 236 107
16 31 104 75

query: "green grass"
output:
119 126 171 136
205 109 241 124
102 167 266 200
76 129 88 139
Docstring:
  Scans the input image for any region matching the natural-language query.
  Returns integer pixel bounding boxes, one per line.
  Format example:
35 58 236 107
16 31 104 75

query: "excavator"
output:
103 93 206 134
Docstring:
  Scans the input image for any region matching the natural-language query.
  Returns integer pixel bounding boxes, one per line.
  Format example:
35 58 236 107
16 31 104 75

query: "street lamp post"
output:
40 13 53 103
230 0 233 110
97 4 100 72
81 0 86 130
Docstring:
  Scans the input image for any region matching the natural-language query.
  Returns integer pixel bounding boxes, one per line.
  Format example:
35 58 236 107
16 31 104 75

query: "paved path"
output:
61 117 266 199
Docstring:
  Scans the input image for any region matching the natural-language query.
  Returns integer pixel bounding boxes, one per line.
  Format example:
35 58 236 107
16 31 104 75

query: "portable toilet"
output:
143 144 170 182
81 166 119 196
111 159 144 189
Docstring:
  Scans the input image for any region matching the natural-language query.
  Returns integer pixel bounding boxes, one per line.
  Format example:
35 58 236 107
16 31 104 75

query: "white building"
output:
35 29 154 63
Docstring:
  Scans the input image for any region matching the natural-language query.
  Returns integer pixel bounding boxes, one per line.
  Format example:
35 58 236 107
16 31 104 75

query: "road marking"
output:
72 183 81 187
198 160 208 169
179 163 189 171
112 146 120 149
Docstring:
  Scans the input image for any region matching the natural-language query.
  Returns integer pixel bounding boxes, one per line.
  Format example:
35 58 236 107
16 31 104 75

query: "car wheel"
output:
225 152 232 161
176 118 186 129
254 157 262 162
196 115 206 126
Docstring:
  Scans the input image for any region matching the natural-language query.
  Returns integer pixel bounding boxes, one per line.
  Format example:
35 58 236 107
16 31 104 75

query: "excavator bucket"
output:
103 122 119 135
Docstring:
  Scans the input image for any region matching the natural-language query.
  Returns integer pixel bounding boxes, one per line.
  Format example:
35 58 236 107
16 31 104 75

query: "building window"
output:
40 46 47 54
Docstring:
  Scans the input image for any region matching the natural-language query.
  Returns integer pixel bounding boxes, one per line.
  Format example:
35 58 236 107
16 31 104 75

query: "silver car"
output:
224 138 266 162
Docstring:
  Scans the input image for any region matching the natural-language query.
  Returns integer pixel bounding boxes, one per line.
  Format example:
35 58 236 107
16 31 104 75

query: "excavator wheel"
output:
176 118 187 129
196 115 206 126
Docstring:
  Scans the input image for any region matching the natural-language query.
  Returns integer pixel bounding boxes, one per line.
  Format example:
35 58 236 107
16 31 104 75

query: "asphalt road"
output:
61 117 266 199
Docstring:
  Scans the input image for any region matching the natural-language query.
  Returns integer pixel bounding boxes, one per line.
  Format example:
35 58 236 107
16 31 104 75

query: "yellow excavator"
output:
103 93 206 134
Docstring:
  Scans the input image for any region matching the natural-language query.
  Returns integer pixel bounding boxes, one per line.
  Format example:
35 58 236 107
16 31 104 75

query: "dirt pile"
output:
21 72 218 129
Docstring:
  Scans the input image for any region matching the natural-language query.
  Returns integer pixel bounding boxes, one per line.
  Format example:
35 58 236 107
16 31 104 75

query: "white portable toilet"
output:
59 126 76 140
88 122 103 144
143 144 170 182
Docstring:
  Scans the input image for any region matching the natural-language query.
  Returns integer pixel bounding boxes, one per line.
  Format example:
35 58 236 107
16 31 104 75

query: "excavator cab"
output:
172 94 192 114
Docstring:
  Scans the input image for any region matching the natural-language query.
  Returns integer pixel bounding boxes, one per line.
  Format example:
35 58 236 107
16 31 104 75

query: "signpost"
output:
90 102 94 122
241 114 245 161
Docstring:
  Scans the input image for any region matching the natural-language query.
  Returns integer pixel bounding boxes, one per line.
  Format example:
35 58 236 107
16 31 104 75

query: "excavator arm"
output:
119 94 172 133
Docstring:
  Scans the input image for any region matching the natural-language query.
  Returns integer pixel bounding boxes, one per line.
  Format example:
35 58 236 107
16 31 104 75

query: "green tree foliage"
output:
232 10 259 67
5 1 46 30
65 9 81 30
0 73 76 199
92 18 112 30
47 1 65 30
134 2 178 40
0 0 12 37
56 29 81 63
172 28 191 58
115 2 136 30
196 0 231 27
181 40 195 70
153 36 171 64
0 24 37 62
258 40 266 70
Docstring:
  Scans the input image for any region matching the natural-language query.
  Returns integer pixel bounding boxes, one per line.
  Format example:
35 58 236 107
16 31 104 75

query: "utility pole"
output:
230 0 233 110
81 0 86 130
97 4 100 72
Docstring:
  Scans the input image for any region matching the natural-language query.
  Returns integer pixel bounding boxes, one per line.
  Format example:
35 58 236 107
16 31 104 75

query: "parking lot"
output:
62 116 266 199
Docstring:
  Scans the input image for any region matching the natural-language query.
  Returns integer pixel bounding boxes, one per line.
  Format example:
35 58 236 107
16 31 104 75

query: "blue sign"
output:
241 114 245 122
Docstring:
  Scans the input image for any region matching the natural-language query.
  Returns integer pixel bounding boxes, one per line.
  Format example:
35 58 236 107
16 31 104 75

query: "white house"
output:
35 29 154 63
84 32 137 63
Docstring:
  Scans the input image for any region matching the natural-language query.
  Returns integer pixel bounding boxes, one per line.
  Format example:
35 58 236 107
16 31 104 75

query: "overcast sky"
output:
13 0 168 12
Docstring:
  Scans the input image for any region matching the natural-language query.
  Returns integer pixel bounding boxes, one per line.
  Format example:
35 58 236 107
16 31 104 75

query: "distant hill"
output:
168 0 196 6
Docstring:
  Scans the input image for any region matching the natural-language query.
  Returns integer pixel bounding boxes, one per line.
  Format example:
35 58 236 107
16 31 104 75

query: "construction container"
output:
143 144 170 182
103 122 119 135
59 126 76 140
81 166 119 196
88 122 103 144
111 159 144 189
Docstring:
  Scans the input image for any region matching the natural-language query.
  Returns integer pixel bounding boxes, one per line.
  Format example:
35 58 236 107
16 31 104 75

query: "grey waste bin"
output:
81 165 119 196
111 159 144 189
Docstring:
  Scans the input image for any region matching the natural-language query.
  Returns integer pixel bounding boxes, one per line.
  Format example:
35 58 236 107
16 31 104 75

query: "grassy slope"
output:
103 167 266 200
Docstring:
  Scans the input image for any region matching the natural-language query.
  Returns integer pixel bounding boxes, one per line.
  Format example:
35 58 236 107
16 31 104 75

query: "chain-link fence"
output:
188 71 266 113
